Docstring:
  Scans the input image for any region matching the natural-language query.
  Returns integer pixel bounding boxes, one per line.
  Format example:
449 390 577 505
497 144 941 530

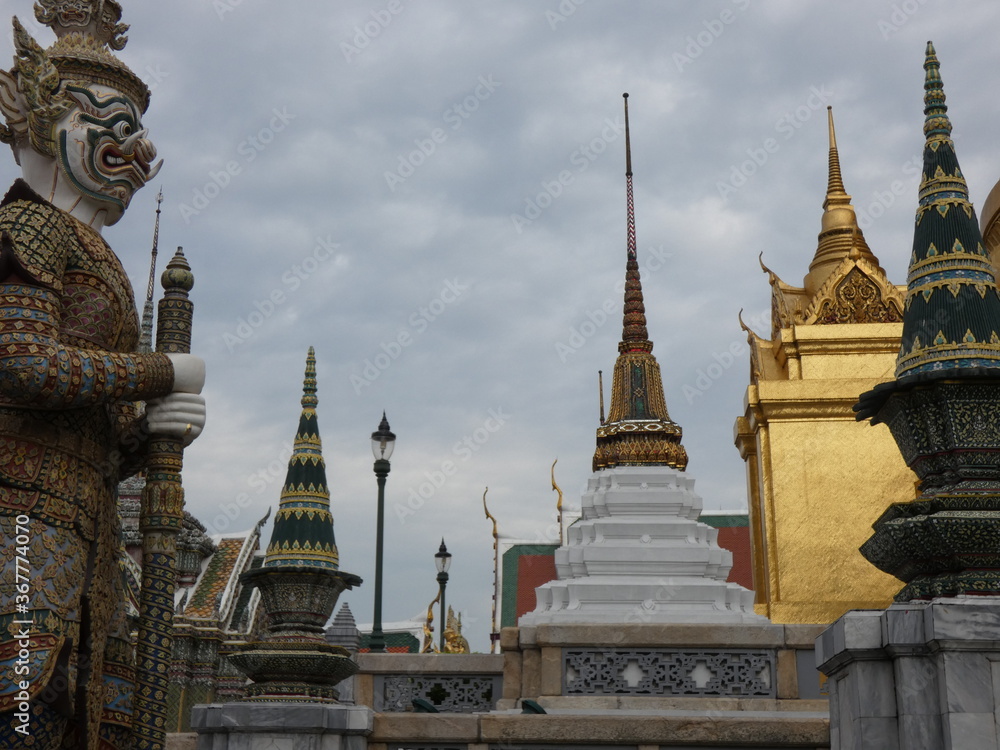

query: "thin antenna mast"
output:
598 370 605 424
139 188 163 353
624 93 636 261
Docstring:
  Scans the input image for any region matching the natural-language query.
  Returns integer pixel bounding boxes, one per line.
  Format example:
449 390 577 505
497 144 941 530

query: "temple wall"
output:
736 322 916 624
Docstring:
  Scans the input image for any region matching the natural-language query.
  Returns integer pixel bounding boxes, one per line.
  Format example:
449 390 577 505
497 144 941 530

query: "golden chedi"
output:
734 108 917 624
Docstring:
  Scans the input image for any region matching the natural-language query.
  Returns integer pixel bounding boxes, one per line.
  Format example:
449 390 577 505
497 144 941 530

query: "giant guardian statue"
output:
0 2 205 747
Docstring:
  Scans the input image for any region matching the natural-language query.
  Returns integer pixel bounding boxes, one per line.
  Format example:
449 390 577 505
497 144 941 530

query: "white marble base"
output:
191 703 373 750
817 597 1000 749
520 466 761 626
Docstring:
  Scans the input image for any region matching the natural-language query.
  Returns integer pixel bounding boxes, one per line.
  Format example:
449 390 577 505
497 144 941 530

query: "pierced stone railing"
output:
354 653 504 714
563 647 775 698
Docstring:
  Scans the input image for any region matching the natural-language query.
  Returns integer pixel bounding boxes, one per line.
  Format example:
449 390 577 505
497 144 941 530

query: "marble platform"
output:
817 598 1000 749
190 702 373 750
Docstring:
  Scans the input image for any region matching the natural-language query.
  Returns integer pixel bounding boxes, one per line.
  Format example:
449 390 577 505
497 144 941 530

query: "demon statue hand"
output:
0 3 205 748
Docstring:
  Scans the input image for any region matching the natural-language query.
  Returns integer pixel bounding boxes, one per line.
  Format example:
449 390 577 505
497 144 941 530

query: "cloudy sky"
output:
5 0 1000 651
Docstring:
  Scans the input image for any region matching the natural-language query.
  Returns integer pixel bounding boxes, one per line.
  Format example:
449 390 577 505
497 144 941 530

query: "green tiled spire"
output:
853 43 1000 602
895 42 1000 379
264 347 339 569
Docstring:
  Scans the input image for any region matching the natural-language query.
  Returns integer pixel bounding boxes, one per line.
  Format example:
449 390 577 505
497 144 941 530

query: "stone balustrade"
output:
173 629 832 749
353 653 504 713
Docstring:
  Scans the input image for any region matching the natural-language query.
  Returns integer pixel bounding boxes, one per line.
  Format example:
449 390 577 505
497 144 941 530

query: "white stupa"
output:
521 95 762 626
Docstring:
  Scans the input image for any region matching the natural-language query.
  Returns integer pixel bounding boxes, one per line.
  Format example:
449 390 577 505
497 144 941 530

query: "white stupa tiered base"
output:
520 466 764 625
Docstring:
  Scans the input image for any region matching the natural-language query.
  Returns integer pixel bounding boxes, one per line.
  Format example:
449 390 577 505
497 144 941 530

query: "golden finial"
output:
824 107 849 205
804 108 876 296
551 459 564 545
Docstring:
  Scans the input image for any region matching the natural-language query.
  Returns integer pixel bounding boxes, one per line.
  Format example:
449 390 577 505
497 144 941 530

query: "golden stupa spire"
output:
592 94 687 472
803 107 881 296
824 106 848 201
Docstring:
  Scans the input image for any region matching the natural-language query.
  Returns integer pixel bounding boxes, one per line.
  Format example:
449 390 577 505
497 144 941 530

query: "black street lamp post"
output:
435 539 452 653
369 413 396 653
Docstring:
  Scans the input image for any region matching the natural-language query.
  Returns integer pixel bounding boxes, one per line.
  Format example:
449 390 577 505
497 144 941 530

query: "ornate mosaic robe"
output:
0 180 173 748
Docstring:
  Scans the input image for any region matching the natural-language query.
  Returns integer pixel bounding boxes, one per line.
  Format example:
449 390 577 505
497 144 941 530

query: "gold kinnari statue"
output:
443 606 470 654
0 3 206 748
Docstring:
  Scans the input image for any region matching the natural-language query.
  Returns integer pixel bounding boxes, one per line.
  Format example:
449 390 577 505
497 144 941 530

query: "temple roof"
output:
761 109 903 337
803 108 885 296
894 42 1000 379
263 347 340 569
184 537 247 619
592 94 687 472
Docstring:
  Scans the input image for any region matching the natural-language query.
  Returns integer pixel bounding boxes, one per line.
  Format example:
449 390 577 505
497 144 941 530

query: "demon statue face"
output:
0 2 160 226
52 82 160 216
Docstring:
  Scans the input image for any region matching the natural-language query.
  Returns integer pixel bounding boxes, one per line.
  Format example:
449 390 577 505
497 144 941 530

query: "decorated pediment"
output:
802 257 904 325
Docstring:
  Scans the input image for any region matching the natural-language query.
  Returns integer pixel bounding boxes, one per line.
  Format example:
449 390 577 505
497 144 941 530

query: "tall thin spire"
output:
825 107 848 201
803 108 880 295
138 187 162 353
264 347 339 569
621 93 650 350
593 94 686 472
893 42 1000 379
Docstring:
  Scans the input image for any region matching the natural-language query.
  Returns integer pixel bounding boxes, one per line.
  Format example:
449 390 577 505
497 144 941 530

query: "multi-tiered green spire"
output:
264 347 339 569
853 43 1000 602
895 42 1000 379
